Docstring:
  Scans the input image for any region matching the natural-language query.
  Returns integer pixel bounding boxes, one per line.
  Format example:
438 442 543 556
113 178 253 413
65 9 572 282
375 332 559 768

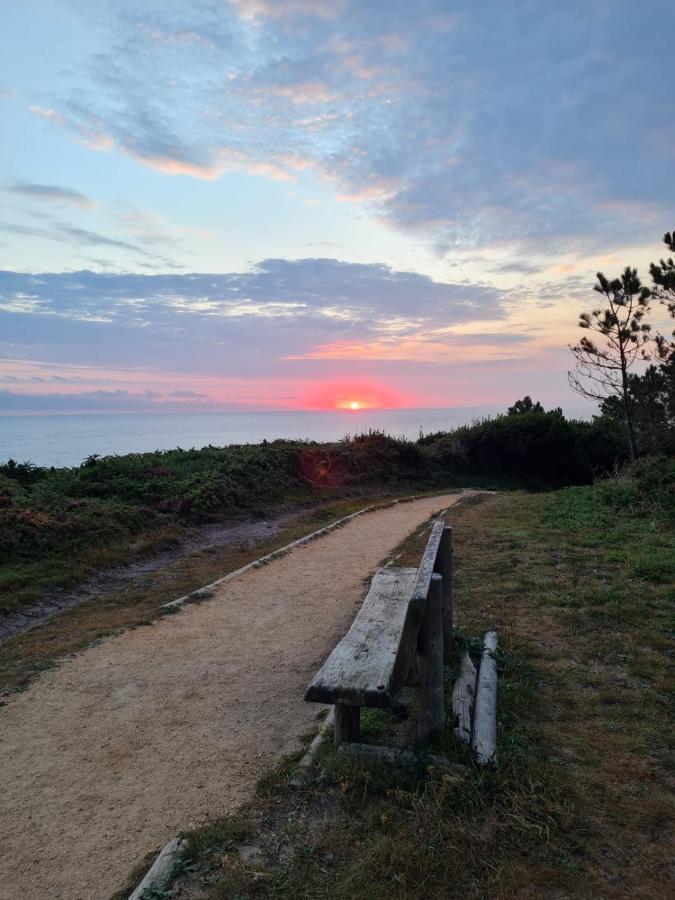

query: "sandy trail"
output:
0 493 464 900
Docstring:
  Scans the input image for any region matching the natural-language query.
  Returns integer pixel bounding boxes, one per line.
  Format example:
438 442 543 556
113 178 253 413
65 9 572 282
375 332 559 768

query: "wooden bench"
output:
305 517 453 746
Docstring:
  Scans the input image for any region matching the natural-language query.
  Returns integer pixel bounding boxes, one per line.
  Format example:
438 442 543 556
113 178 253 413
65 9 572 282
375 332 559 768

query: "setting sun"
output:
303 381 410 411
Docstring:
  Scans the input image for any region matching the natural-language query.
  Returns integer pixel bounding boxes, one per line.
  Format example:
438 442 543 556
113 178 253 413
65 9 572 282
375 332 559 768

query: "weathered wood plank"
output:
305 567 418 707
452 651 476 745
417 573 445 741
472 631 499 767
411 518 445 606
435 525 453 663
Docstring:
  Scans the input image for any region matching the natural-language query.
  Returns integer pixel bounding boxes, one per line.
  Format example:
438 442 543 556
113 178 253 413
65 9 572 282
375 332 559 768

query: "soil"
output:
0 491 466 900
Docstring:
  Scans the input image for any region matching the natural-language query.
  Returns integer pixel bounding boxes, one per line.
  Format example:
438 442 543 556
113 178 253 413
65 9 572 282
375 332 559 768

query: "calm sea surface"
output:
0 408 510 468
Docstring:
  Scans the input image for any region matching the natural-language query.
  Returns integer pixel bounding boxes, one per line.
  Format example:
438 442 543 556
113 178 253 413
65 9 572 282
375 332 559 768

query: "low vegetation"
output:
144 465 673 899
1 406 629 614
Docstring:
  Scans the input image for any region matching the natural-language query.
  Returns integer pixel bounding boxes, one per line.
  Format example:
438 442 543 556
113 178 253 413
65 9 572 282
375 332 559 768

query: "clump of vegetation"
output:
420 401 628 487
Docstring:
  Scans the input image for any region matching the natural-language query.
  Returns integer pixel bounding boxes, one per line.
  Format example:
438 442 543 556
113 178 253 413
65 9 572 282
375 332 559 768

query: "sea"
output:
0 405 586 469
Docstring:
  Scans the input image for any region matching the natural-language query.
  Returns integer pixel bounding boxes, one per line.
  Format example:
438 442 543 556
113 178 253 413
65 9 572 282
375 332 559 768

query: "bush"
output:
596 456 675 524
420 410 629 487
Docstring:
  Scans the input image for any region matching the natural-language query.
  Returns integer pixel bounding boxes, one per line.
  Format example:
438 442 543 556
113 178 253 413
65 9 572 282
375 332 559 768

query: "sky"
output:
1 0 673 414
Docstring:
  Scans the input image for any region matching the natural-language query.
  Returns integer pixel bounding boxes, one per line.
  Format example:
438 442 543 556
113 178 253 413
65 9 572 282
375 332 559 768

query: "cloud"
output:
0 260 507 376
0 258 503 324
0 388 216 413
0 221 181 269
29 105 65 125
5 180 96 209
228 0 345 21
26 1 671 261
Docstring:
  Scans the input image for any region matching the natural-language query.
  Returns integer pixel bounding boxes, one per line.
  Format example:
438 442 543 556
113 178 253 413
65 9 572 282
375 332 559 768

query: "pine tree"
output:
650 229 675 358
568 267 652 460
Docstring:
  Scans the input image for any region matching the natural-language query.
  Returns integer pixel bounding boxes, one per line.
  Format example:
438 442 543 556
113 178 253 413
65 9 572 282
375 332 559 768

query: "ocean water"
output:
0 407 506 468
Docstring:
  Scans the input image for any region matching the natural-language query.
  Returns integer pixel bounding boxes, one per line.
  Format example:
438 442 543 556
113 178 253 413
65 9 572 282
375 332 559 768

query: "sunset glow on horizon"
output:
303 381 411 412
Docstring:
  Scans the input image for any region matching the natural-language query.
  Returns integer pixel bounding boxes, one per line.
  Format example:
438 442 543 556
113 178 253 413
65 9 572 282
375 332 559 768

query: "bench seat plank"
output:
305 566 420 708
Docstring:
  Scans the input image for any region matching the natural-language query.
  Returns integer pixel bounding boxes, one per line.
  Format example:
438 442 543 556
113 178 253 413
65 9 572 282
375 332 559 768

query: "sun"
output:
349 401 361 410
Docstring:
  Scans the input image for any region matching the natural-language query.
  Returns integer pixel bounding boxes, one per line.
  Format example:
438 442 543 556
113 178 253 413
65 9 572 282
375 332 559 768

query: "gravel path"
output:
0 493 464 900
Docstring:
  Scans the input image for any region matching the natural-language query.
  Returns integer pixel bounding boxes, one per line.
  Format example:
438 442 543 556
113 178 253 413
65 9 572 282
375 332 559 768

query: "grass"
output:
160 477 673 899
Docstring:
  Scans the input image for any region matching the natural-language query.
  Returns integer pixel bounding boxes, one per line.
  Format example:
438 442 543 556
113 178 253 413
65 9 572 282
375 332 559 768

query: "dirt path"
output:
0 492 465 900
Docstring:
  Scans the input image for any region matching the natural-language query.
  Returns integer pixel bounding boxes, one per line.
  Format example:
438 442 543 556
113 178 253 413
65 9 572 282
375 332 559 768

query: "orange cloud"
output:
288 333 529 363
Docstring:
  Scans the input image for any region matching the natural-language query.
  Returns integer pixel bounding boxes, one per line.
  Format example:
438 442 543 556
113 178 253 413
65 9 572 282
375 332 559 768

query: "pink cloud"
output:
28 105 66 125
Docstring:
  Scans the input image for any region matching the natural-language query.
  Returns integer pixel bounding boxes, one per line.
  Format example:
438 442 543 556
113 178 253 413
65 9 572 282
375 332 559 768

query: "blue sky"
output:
1 0 673 412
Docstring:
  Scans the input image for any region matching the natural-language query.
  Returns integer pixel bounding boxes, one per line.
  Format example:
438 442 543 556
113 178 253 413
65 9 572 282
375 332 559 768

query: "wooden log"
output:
435 525 453 663
293 708 335 784
338 742 418 767
451 651 476 745
338 744 469 780
426 754 471 779
334 703 360 748
129 836 186 900
416 573 445 741
471 631 499 767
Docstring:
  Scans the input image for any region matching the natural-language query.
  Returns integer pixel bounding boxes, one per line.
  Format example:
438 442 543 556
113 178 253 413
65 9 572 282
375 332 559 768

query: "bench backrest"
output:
398 517 452 686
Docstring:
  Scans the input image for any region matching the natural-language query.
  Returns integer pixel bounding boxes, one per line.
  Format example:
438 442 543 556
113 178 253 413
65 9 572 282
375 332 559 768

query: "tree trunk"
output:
620 341 637 461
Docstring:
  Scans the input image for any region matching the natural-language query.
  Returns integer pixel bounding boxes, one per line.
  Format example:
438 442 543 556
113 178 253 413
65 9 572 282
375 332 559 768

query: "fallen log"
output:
338 742 418 767
129 836 186 900
337 742 469 780
471 630 498 767
452 651 477 745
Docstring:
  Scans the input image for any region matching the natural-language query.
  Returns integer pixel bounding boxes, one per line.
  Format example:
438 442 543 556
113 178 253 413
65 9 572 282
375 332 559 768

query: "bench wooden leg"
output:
417 573 445 742
334 703 360 748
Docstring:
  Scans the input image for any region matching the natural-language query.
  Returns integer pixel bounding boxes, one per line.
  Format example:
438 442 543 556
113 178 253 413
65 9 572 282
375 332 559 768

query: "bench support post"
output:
334 703 360 748
417 573 445 741
438 525 453 664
